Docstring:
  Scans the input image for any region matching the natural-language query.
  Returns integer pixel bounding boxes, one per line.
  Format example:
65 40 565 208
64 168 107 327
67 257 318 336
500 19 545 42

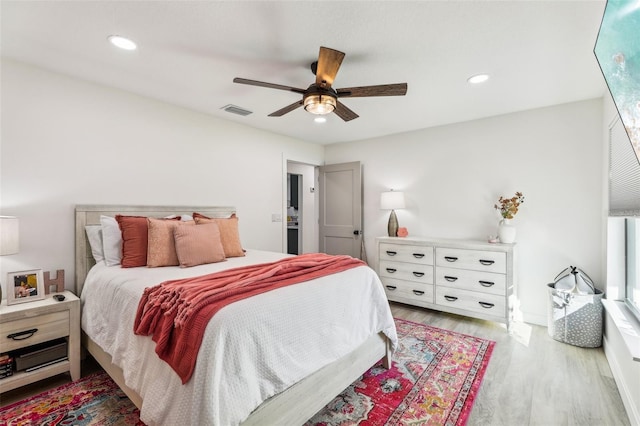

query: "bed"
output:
75 204 397 426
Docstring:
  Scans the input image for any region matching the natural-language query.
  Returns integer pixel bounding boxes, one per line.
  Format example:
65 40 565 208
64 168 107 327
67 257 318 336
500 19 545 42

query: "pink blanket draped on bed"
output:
134 253 366 383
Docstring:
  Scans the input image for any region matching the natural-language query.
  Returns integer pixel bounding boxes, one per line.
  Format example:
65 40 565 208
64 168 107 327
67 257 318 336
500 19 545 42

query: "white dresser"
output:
377 236 516 329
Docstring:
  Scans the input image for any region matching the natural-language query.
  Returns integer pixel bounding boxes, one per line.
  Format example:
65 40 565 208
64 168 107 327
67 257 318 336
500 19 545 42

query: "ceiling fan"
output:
233 46 408 122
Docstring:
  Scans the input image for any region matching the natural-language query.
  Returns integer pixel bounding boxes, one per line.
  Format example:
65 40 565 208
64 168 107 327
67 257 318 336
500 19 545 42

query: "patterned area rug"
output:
306 318 495 425
0 371 143 425
0 318 494 426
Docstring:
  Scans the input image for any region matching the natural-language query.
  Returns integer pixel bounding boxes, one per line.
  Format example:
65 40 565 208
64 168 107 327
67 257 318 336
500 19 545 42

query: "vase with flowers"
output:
494 191 524 243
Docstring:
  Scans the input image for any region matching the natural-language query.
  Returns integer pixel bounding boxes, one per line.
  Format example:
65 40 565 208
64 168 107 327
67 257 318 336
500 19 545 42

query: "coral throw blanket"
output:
134 253 366 383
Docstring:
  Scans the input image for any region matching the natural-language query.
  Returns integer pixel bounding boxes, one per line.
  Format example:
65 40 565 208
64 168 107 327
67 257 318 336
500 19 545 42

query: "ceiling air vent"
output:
221 104 252 116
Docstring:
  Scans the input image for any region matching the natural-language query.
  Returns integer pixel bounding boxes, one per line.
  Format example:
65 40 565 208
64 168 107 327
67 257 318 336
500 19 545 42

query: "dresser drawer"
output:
436 266 506 296
381 278 434 303
379 243 433 265
435 287 505 319
1 311 69 353
435 248 506 274
380 261 433 284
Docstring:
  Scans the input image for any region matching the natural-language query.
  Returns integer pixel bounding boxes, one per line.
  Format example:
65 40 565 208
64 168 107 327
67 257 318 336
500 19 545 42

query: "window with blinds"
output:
609 116 640 216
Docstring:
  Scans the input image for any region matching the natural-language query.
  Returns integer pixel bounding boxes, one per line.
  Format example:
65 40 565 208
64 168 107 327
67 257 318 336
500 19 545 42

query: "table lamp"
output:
0 216 20 301
381 190 405 237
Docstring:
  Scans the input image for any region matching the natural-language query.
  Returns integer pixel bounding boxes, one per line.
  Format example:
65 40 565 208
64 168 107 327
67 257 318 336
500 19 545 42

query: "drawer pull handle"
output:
479 259 495 266
479 301 495 309
444 256 458 262
386 268 397 273
444 295 458 302
444 275 458 282
7 328 38 341
412 272 425 277
385 285 397 291
386 251 397 256
479 280 495 287
413 290 425 296
412 253 425 259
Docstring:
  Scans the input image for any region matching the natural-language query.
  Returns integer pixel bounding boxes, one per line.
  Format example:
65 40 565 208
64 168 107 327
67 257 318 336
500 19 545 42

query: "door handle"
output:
353 230 361 236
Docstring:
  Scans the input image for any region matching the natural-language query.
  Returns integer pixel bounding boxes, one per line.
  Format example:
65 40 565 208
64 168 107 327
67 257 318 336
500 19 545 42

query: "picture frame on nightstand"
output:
6 269 45 305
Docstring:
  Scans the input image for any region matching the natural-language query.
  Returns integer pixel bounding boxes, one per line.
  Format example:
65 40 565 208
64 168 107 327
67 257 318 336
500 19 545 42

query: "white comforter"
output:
81 249 397 426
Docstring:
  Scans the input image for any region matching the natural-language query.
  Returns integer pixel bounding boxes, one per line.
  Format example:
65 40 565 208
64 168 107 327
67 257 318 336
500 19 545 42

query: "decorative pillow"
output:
100 215 122 267
116 215 150 268
193 212 245 257
174 221 226 267
85 225 104 263
147 218 195 267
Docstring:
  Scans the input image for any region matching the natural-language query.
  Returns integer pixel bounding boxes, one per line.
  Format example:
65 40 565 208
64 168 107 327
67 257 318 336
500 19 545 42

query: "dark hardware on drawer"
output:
7 328 38 340
444 295 458 302
385 285 397 291
386 268 397 273
444 276 458 282
479 259 495 266
479 280 495 287
412 272 425 277
412 253 425 259
444 256 458 262
478 301 495 309
413 290 425 296
386 251 397 256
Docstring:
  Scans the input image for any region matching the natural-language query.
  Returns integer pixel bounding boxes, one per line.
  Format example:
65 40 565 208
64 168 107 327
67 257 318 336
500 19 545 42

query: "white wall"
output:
0 60 324 292
325 99 604 325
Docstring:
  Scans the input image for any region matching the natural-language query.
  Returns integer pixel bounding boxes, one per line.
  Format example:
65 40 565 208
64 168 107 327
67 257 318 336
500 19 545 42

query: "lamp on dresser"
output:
0 216 20 301
381 190 405 237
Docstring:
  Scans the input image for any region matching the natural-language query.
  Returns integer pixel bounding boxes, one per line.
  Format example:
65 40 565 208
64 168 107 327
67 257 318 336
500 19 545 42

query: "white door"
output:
318 161 362 258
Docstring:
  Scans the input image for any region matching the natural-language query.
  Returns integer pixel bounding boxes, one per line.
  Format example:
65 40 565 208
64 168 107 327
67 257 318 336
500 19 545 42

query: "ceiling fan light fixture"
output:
304 93 337 115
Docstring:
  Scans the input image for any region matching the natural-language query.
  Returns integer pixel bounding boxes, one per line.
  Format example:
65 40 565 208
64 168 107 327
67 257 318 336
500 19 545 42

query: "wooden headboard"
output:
74 204 236 295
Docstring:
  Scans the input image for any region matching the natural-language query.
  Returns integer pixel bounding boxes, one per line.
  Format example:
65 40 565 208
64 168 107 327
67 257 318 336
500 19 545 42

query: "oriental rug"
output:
0 318 494 426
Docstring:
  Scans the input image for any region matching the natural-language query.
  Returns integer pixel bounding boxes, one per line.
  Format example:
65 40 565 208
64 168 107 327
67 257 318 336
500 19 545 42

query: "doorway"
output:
286 161 318 254
287 173 302 254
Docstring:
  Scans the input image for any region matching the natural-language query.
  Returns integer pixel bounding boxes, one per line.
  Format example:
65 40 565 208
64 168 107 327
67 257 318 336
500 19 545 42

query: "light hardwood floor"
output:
1 302 631 425
390 302 630 426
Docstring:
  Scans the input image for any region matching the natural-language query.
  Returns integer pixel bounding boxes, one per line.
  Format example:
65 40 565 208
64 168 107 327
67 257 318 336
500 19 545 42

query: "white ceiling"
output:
1 1 608 145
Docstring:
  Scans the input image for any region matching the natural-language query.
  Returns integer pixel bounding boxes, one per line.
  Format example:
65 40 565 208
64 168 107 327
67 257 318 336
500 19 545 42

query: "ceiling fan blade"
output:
268 100 304 117
337 83 408 98
333 101 359 122
233 78 306 94
315 47 345 88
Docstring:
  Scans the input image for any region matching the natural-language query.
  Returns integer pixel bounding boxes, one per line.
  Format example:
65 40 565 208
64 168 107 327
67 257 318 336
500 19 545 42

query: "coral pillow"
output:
117 215 180 268
147 218 195 267
116 215 149 268
174 221 226 267
193 213 245 258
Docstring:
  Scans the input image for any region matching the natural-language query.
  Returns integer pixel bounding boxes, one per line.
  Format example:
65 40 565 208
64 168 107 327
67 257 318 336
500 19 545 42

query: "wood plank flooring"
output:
390 302 630 426
1 302 631 425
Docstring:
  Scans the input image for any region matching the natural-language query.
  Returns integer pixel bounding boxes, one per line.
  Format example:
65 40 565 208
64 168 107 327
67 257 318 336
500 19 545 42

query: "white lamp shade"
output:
381 191 406 210
0 216 19 255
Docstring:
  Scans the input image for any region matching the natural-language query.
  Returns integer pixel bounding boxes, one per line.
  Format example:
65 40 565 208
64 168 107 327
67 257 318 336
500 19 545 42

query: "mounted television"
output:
594 0 640 322
594 0 640 166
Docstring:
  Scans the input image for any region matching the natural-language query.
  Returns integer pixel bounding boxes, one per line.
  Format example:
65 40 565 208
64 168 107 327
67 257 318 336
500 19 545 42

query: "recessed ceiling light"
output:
467 74 489 84
108 35 137 51
314 117 327 123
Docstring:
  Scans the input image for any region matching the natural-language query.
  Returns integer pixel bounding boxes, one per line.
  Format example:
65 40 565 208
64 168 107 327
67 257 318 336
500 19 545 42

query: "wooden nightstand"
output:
0 290 80 393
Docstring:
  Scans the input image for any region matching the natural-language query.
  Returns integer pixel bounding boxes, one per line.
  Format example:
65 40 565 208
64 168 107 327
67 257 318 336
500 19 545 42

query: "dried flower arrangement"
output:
495 192 525 219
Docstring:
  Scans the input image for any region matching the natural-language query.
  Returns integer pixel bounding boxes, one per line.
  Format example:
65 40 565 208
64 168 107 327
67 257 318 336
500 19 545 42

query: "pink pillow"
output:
174 221 226 267
193 213 245 258
147 218 195 267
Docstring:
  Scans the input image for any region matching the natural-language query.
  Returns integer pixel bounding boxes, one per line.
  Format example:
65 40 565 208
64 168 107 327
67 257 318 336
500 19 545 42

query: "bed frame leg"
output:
383 338 393 369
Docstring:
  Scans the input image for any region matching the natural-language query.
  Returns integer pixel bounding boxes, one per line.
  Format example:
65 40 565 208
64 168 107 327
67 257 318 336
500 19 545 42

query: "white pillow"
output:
84 225 104 263
100 215 122 266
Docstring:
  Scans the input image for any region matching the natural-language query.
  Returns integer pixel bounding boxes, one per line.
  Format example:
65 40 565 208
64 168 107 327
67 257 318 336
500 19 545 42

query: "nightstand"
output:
0 290 80 393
